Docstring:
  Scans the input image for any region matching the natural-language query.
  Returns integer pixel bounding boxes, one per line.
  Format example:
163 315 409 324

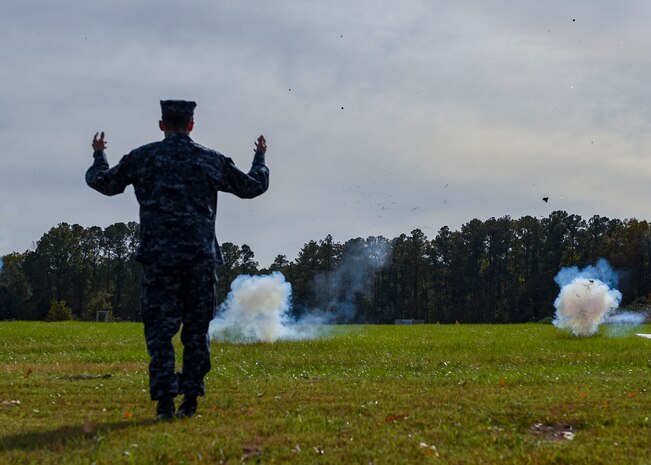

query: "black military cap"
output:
160 100 197 117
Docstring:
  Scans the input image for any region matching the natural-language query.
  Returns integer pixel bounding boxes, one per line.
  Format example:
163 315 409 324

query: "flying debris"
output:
542 197 549 203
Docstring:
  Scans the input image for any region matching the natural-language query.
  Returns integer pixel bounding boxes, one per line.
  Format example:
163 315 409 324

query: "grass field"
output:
0 322 650 464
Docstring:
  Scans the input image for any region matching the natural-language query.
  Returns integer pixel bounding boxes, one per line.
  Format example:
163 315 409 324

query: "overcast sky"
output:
2 1 651 267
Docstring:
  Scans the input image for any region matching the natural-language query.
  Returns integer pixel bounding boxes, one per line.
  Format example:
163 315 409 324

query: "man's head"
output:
159 100 197 134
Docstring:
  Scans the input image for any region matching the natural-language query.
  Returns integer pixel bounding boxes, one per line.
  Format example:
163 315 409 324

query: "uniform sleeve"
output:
219 151 269 199
85 150 134 196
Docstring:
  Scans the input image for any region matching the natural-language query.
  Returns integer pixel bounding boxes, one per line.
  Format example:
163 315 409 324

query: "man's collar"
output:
164 132 192 139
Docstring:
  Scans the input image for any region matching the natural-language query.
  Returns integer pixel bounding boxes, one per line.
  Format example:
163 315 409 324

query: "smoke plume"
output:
553 259 623 337
310 237 392 323
209 237 392 343
209 272 325 343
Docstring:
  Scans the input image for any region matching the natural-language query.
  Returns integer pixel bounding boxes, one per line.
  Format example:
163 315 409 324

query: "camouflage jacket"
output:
86 133 269 265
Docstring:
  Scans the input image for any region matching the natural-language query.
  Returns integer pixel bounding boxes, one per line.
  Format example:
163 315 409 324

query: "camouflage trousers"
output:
141 260 217 400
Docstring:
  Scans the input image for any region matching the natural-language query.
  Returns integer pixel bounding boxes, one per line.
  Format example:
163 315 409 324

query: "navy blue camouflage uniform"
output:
86 101 269 401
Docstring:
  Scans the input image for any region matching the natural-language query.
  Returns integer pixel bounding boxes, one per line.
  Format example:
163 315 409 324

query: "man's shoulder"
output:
189 140 223 158
131 140 164 154
128 137 224 162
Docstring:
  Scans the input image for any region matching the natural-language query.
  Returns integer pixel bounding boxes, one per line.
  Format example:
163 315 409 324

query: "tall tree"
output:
483 217 515 322
0 253 32 319
21 223 86 318
269 254 290 273
512 216 544 321
103 222 131 319
239 244 259 275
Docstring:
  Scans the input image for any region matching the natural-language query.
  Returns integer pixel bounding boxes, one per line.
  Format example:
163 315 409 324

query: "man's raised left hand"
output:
92 132 107 151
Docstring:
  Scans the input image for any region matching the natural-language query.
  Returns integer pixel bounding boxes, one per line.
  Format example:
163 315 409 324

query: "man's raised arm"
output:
85 132 133 196
220 135 270 199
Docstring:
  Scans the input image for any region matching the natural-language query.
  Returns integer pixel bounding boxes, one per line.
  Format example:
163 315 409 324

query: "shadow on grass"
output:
0 418 158 451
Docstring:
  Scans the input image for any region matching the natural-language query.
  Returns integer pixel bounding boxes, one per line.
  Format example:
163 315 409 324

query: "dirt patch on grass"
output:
529 422 577 442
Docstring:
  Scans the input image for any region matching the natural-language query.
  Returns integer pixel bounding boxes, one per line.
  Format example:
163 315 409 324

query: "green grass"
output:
0 322 650 464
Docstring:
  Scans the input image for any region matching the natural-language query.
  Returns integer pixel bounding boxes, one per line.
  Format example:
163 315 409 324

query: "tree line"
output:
1 211 650 323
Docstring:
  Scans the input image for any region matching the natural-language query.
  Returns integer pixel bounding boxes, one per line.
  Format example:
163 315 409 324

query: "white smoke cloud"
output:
208 272 324 343
604 312 646 325
603 311 648 337
551 258 647 337
553 276 622 337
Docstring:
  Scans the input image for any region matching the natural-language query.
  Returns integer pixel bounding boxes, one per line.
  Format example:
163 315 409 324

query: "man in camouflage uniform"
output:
86 100 269 420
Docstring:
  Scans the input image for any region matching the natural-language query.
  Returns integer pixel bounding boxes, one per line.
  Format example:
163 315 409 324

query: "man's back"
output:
86 132 269 266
